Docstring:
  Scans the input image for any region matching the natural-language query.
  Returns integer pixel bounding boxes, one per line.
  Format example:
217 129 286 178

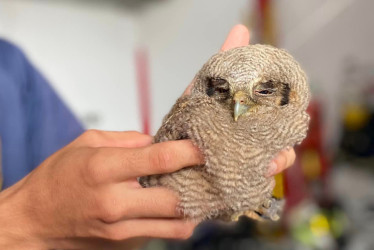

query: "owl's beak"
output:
234 102 249 121
233 91 250 122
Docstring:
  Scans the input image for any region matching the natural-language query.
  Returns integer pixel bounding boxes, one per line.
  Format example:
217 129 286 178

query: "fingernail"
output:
266 161 278 177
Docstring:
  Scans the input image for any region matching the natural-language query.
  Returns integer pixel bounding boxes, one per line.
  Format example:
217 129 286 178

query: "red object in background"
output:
285 99 330 209
256 0 277 45
135 47 151 135
257 0 268 38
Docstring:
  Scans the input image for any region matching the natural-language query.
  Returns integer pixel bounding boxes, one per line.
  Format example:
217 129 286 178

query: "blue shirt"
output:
0 39 84 189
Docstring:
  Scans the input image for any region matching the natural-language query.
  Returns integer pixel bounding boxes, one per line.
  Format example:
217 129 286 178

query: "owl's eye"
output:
255 88 276 96
255 81 277 96
206 77 230 100
258 89 274 95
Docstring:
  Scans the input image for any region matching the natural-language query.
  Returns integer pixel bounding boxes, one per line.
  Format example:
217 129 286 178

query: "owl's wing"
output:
281 111 310 147
154 96 191 143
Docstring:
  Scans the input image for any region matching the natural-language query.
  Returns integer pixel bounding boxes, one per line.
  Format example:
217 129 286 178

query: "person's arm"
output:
0 39 84 189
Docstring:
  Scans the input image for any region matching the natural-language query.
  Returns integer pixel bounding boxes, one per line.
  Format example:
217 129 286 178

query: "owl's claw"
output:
263 198 272 209
231 213 241 222
257 197 284 221
231 210 265 222
230 198 284 222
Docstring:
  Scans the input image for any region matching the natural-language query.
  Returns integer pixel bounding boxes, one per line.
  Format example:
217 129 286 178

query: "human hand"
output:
266 147 296 177
184 24 296 177
0 130 203 249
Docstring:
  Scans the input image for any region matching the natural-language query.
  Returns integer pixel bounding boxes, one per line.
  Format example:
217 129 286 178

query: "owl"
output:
140 44 310 222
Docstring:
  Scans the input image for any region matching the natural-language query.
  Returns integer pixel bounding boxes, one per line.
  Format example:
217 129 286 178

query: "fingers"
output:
123 187 180 218
101 219 196 240
266 148 296 177
101 187 180 221
182 79 195 96
88 140 204 182
220 24 250 51
73 130 153 148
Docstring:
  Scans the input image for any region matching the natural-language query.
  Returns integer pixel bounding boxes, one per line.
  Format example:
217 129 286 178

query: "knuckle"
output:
82 129 101 139
84 149 104 185
97 196 123 223
80 129 104 145
100 210 119 225
87 148 102 167
75 148 102 186
96 189 123 223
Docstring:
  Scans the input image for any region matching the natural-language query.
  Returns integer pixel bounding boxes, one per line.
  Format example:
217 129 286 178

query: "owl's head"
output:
192 45 310 122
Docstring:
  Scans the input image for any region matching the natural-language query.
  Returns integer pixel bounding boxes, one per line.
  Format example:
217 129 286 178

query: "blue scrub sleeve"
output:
0 39 84 189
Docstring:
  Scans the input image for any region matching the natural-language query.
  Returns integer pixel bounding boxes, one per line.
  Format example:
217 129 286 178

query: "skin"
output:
0 25 295 250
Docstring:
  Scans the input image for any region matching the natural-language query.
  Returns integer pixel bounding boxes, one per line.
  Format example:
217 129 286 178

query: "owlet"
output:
140 44 310 222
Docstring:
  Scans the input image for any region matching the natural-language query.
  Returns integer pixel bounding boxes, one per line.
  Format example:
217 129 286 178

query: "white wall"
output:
0 0 139 131
138 0 249 132
276 0 374 149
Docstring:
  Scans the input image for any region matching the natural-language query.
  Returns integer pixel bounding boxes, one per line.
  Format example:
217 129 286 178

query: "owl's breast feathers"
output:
155 95 277 188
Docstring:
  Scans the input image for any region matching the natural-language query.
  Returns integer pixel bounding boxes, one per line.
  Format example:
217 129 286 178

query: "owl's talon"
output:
263 198 272 209
257 198 284 221
270 213 280 221
231 210 265 222
231 213 241 222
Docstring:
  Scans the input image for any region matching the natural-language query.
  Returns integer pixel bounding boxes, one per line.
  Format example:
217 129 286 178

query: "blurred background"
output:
1 0 373 249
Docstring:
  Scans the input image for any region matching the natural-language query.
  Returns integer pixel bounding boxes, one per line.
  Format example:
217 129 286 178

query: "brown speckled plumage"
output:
140 44 310 222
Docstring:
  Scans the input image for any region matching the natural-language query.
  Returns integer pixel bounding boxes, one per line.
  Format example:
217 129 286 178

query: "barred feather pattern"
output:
139 44 310 222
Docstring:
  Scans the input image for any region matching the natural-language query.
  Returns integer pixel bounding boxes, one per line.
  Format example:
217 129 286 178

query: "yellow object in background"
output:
310 214 330 237
301 150 321 181
273 172 284 199
343 104 370 131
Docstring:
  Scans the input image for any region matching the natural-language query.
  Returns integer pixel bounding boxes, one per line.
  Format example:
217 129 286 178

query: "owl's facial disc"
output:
233 91 255 121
